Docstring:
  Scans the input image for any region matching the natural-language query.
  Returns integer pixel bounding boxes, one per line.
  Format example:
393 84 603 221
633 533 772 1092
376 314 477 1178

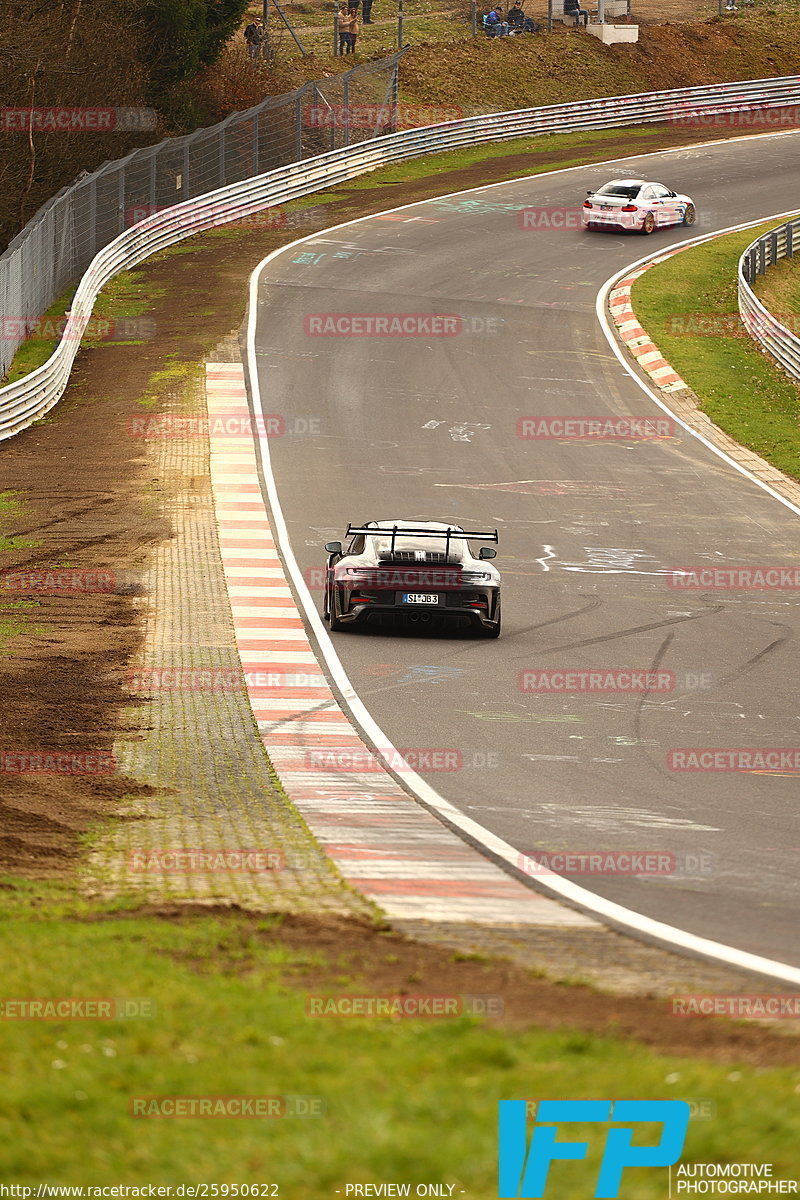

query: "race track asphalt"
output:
250 129 800 967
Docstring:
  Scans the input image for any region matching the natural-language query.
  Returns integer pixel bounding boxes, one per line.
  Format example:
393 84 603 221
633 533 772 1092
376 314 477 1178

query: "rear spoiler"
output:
346 524 498 558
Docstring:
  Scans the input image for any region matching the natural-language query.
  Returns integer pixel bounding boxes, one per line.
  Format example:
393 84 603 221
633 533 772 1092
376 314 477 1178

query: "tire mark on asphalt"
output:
529 600 725 656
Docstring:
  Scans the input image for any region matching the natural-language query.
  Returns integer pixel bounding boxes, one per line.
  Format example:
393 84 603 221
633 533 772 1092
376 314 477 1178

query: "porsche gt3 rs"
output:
582 179 696 234
322 520 501 637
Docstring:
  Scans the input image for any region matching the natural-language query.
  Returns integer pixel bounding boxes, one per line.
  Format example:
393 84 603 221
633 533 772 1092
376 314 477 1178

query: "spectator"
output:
485 6 511 35
362 0 375 22
563 0 589 25
507 1 525 27
243 15 263 60
347 6 359 52
336 2 351 53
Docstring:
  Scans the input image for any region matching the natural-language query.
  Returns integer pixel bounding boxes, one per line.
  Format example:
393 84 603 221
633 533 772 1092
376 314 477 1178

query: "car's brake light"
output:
350 595 373 604
583 200 593 208
621 204 638 212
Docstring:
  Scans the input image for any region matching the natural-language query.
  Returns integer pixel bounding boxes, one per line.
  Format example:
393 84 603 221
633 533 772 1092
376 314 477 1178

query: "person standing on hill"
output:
336 2 352 53
362 0 375 23
347 6 359 51
244 15 264 60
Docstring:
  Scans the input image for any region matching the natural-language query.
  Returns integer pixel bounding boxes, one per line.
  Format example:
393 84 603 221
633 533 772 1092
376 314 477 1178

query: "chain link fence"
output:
0 51 402 382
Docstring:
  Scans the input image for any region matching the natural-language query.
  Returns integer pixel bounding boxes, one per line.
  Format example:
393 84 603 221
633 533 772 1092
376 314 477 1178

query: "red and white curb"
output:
206 362 596 929
609 250 689 394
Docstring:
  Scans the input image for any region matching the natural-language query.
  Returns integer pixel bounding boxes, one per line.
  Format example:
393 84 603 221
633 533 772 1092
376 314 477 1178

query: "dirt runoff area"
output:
0 123 795 1042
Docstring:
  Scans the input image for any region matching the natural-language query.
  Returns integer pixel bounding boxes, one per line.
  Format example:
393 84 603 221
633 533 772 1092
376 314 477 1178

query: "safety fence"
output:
0 51 403 383
3 71 800 440
738 216 800 384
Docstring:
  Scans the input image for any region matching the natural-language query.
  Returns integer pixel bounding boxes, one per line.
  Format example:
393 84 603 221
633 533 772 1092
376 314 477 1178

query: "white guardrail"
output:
738 216 800 383
3 72 800 441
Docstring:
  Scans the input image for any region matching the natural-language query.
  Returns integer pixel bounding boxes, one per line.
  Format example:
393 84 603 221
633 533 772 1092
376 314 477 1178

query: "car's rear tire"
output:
682 204 696 226
640 212 655 235
328 587 345 632
479 600 501 638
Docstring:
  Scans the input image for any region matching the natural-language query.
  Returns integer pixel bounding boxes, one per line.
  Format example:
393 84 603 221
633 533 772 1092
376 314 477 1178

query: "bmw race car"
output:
582 179 696 234
323 520 501 637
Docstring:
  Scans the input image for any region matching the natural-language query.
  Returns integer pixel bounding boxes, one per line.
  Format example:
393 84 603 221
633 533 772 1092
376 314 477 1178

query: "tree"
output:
139 0 251 101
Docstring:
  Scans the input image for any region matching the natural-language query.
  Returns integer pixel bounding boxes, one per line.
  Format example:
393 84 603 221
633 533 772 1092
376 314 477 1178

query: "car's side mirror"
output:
325 541 343 555
586 189 593 196
669 191 676 198
479 547 497 560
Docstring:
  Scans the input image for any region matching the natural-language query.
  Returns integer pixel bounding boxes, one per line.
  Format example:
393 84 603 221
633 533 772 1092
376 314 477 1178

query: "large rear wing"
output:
345 524 498 558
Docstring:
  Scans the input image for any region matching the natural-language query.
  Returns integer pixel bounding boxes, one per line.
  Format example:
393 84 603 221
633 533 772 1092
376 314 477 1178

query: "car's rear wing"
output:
345 524 498 558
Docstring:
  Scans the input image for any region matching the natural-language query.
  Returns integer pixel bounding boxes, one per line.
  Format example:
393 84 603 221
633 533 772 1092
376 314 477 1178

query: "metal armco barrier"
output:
3 73 800 441
738 216 800 384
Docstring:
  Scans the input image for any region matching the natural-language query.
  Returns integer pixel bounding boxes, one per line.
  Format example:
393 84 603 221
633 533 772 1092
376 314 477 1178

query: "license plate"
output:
401 593 439 605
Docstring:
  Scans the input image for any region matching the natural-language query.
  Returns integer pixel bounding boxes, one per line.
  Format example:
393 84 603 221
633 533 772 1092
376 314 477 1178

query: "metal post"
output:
547 0 553 31
295 91 303 160
118 167 125 235
472 0 477 34
343 77 351 148
263 0 269 34
398 0 403 49
598 0 605 22
626 0 631 21
334 8 340 55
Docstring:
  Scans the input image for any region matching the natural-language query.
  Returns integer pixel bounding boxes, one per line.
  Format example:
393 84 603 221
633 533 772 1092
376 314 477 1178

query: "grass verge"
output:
632 219 800 482
0 882 798 1189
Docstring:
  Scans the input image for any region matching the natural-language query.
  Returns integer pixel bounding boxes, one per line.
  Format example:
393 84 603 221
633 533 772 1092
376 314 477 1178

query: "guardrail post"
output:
472 0 477 34
296 90 304 160
770 230 779 266
788 222 796 259
118 168 125 235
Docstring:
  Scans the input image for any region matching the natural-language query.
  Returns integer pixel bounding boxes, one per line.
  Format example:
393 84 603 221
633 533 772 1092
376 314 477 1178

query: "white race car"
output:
582 179 696 234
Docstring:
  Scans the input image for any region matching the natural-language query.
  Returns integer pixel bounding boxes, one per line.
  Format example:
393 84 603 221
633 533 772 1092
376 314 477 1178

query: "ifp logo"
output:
498 1100 690 1198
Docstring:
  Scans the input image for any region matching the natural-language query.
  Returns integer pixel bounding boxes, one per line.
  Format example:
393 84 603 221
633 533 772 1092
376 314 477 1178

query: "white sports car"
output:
582 179 696 234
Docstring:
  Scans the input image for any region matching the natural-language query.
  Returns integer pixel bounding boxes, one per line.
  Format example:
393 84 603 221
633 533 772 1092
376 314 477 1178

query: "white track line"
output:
245 136 800 985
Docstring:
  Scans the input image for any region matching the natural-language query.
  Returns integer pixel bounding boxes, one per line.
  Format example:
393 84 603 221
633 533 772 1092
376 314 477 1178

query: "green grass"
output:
0 882 797 1191
753 245 800 319
632 219 800 482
